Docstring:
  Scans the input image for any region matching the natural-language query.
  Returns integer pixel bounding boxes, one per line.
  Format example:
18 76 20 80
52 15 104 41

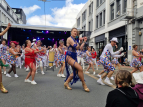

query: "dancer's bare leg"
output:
131 67 138 74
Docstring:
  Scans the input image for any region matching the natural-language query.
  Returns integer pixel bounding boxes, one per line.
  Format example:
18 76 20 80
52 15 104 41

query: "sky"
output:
6 0 87 28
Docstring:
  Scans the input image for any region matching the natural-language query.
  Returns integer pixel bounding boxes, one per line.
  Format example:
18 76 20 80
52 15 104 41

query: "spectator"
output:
132 72 143 107
106 70 139 107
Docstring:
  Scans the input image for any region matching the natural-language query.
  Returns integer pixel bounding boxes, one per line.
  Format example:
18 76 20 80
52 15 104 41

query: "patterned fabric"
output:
130 52 142 68
100 57 115 73
0 44 7 60
99 49 115 73
86 52 93 63
112 58 119 64
7 49 16 64
60 54 65 63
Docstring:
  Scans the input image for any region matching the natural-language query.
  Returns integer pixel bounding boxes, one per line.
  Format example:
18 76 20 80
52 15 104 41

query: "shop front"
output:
95 34 106 59
109 26 127 64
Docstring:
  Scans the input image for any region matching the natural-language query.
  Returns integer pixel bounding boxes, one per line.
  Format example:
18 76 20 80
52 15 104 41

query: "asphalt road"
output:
0 67 113 107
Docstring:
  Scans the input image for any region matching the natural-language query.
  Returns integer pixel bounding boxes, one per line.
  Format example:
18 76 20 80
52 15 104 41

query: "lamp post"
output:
38 0 50 26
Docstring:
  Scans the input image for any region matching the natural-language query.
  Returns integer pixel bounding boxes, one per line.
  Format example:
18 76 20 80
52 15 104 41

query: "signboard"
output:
129 46 131 50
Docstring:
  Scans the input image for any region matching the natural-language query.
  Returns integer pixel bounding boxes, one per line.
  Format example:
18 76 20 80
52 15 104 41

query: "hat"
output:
133 72 143 84
110 37 118 43
33 39 36 42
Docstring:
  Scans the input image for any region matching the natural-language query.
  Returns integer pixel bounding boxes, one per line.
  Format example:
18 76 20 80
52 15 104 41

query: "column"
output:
127 23 133 62
105 32 109 44
105 0 109 28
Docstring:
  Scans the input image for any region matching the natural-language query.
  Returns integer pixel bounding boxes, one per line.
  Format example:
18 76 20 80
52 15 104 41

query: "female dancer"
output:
57 40 66 78
130 45 143 73
0 23 11 93
24 40 44 84
91 48 98 70
21 45 25 66
97 37 124 85
64 28 90 92
16 45 22 69
77 49 85 70
111 57 120 70
6 41 20 78
35 40 45 75
85 46 96 75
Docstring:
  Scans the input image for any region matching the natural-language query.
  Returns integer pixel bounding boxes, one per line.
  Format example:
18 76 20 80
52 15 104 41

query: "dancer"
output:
6 41 20 78
35 40 45 75
130 45 143 74
21 45 25 66
85 46 96 75
91 48 98 70
111 57 120 70
57 40 66 78
97 37 124 85
77 48 85 70
53 44 58 68
0 23 11 93
16 45 22 69
24 40 44 84
64 28 90 92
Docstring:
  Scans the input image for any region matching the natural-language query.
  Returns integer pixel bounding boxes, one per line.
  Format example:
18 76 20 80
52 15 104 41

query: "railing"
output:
0 0 23 24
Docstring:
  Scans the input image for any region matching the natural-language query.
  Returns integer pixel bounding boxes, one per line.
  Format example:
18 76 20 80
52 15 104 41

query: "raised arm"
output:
86 51 92 57
0 23 11 36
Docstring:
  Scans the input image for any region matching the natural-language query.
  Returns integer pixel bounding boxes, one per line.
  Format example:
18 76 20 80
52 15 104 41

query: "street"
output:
0 66 115 107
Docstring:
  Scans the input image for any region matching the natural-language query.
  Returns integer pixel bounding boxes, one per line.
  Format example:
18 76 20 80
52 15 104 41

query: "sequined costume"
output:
65 36 79 85
111 58 119 65
7 49 16 64
0 44 7 60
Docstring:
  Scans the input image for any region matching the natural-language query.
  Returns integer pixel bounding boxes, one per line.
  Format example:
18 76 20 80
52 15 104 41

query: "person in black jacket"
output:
106 70 139 107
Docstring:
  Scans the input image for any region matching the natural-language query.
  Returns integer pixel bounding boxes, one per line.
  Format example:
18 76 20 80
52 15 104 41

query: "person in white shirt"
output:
97 37 124 85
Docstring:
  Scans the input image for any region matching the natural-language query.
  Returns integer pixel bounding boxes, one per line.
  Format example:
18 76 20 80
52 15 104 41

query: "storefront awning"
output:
1 23 83 31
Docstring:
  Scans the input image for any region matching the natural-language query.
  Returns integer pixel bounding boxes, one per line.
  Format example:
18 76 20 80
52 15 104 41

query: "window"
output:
96 16 98 28
103 10 105 24
100 0 102 4
89 22 91 31
12 9 16 13
97 0 99 8
116 0 121 17
100 12 102 26
77 17 80 27
17 9 21 13
123 0 127 13
82 10 86 22
111 4 114 20
89 2 93 15
7 6 10 13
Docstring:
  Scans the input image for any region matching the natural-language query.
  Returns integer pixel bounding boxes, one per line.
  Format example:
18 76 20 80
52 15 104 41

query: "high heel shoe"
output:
82 83 90 92
64 82 72 90
0 82 8 93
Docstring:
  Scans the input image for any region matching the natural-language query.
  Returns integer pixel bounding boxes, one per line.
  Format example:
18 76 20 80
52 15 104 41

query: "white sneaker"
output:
26 68 29 72
4 71 6 75
56 67 58 69
110 76 114 80
14 74 19 78
49 66 52 68
57 74 61 77
97 74 101 78
85 71 89 73
41 71 45 75
1 71 3 74
97 78 105 85
93 71 96 75
104 78 113 85
20 66 21 69
31 80 37 85
96 68 98 70
24 79 31 83
61 74 66 78
36 71 38 74
44 67 46 69
6 74 11 77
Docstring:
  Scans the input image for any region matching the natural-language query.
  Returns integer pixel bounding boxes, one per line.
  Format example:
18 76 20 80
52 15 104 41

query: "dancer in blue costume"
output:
64 28 90 92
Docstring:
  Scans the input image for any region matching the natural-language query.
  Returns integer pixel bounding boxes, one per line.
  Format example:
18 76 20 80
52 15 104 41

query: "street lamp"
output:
38 0 51 26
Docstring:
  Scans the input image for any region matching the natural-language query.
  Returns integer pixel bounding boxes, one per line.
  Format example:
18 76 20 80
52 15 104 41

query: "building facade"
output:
74 0 143 63
0 0 26 39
